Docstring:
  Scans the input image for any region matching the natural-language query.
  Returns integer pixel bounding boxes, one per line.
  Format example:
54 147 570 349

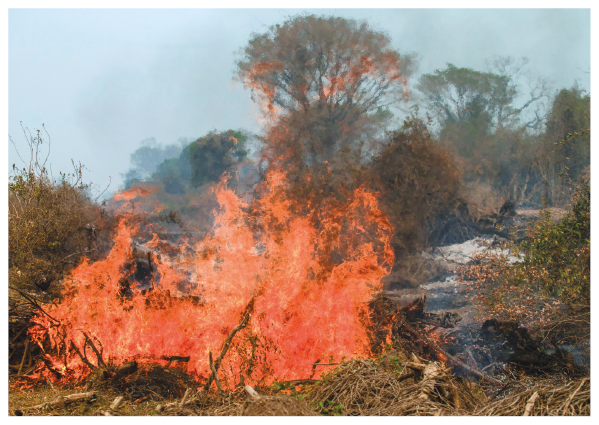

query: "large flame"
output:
28 171 394 388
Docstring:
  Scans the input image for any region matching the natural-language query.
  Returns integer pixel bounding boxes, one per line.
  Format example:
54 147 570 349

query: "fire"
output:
28 170 394 389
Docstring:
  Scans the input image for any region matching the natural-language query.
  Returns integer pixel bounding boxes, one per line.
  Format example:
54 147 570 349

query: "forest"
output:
8 14 590 416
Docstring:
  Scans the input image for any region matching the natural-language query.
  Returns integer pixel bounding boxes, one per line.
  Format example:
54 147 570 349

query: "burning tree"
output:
237 14 416 203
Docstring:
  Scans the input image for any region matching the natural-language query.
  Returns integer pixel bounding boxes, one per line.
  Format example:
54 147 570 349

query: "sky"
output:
8 8 591 198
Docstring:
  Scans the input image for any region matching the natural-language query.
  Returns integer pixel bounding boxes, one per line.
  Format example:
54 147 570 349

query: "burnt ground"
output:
379 210 588 388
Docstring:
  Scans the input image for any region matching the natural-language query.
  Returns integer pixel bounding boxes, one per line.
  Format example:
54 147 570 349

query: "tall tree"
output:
237 14 415 172
533 86 590 205
418 59 548 134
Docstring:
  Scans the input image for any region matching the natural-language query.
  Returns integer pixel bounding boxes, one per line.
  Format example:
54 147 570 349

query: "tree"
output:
122 137 188 189
418 64 514 131
417 60 552 209
187 130 248 188
533 86 590 205
237 14 415 171
418 59 548 134
545 86 590 176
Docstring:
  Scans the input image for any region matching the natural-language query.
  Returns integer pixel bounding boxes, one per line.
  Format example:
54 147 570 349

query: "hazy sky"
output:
8 8 591 197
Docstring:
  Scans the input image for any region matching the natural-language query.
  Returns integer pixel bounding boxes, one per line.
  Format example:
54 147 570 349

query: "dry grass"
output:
8 378 162 416
474 377 589 416
306 357 483 416
9 359 590 416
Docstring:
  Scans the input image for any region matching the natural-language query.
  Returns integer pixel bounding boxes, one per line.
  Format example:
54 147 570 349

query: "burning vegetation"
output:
9 14 590 416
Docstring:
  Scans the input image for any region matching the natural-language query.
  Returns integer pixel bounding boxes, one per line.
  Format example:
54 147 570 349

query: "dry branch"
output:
161 355 190 363
156 391 200 412
9 286 60 324
274 379 320 389
81 331 106 369
561 378 588 415
179 388 192 408
116 361 138 376
208 351 223 394
474 378 590 416
17 339 30 375
23 392 96 410
203 298 254 391
111 396 124 410
70 341 96 371
522 392 539 416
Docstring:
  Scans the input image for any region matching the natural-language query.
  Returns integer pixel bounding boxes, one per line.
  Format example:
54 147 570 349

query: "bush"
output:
511 175 590 304
9 126 113 297
372 116 463 256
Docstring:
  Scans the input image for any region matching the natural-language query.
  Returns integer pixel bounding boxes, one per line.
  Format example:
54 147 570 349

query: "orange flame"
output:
28 171 394 388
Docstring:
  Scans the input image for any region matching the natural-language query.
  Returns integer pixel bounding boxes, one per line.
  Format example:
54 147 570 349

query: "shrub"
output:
511 175 590 304
372 116 463 256
9 126 114 297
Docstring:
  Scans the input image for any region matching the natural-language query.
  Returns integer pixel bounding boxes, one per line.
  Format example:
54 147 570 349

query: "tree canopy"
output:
417 63 516 130
237 14 416 196
237 14 415 121
187 130 248 188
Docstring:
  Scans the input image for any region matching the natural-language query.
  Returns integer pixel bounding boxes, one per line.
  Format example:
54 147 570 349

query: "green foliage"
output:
544 86 591 180
510 175 590 304
419 61 589 211
123 138 188 190
134 129 250 196
418 63 516 131
187 130 248 188
314 399 345 416
155 157 189 195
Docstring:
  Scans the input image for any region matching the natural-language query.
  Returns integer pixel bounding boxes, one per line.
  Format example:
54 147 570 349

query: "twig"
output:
397 372 416 383
111 396 124 410
561 378 588 415
94 176 112 203
17 339 30 375
522 391 539 416
70 341 96 370
46 376 55 390
209 351 223 394
10 326 28 344
156 392 198 412
489 382 510 402
272 379 320 389
9 286 60 324
80 331 106 369
22 392 96 410
203 298 254 391
179 388 192 408
161 355 190 363
401 322 503 386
